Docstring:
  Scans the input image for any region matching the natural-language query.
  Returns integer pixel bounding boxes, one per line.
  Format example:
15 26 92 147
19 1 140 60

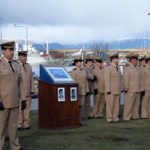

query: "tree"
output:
90 41 109 58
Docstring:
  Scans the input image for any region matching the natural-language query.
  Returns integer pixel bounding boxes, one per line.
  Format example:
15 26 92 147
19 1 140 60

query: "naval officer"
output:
123 53 143 120
70 57 89 125
0 41 26 150
104 53 122 123
17 51 34 130
141 56 150 118
91 58 105 118
84 56 96 119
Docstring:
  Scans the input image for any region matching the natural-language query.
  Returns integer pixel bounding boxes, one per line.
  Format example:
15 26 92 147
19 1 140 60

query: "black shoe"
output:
99 116 104 119
23 127 31 130
87 116 93 119
107 121 113 123
140 117 148 119
18 127 23 131
79 123 84 126
18 148 22 150
114 120 120 123
132 118 139 120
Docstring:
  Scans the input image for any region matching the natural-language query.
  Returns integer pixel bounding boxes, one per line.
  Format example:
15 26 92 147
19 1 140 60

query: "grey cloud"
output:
1 0 150 42
1 0 150 27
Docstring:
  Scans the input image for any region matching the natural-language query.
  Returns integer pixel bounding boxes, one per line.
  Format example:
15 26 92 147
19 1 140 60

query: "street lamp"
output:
14 24 28 51
147 13 150 54
0 17 2 44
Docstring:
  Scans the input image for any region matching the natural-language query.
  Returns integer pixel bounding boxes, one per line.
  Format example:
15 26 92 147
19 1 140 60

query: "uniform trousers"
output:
78 95 85 124
141 92 150 118
92 93 105 118
105 94 120 122
0 108 21 150
123 92 140 120
84 94 91 118
18 96 31 128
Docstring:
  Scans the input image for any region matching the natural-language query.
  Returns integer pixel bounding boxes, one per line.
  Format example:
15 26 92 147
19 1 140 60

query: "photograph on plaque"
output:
45 67 73 82
70 87 77 101
58 87 65 102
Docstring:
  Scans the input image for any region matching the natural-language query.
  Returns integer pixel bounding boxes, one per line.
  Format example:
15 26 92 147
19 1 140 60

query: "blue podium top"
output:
39 65 74 84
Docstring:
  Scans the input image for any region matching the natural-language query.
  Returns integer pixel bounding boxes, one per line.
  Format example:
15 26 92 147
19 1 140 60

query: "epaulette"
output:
125 63 130 67
25 62 30 66
12 59 19 63
105 64 110 67
73 68 77 70
82 67 87 70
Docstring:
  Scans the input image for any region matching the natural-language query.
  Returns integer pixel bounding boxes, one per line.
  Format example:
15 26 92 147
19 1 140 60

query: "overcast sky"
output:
1 0 150 43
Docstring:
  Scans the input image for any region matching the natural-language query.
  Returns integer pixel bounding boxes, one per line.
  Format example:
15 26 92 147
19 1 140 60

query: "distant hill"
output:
27 38 150 51
108 39 150 49
33 43 84 50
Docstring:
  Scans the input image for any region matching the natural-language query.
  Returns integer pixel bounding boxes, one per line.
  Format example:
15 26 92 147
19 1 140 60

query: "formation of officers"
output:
0 41 34 150
1 41 150 149
71 53 150 125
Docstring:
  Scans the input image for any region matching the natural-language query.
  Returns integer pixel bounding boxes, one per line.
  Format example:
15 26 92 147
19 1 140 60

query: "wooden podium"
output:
38 65 79 129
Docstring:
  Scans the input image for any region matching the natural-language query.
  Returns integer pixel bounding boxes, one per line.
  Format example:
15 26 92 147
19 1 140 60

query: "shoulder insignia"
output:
73 68 77 70
125 63 130 67
12 59 17 61
12 59 19 63
105 64 110 68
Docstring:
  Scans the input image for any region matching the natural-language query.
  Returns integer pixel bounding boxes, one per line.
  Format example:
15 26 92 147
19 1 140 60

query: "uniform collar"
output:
95 66 102 70
75 67 82 70
18 60 25 65
112 62 117 66
146 64 150 68
2 56 12 63
130 63 138 71
111 62 117 68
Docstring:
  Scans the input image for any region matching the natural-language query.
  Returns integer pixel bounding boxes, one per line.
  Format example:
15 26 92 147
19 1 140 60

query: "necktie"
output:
23 63 26 71
8 61 15 73
116 66 118 71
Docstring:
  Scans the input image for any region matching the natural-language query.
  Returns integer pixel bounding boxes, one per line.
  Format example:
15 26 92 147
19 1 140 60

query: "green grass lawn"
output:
4 111 150 150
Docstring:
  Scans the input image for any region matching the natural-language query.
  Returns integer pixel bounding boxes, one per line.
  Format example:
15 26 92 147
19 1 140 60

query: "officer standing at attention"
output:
17 51 34 130
104 53 122 123
0 41 26 150
91 58 105 118
138 56 146 115
123 54 132 88
141 56 150 118
84 56 96 119
123 53 143 121
70 58 89 125
124 53 132 69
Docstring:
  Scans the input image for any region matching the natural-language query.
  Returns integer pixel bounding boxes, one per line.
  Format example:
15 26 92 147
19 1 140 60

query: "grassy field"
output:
4 111 150 150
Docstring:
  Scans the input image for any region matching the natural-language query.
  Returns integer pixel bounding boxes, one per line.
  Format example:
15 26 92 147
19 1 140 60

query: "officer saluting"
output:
0 42 26 150
17 51 34 130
